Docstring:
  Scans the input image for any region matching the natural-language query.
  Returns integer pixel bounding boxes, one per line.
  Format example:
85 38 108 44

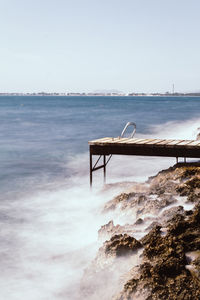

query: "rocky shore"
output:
81 163 200 299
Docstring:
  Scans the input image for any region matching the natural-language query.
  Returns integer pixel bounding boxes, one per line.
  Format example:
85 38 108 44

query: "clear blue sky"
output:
0 0 200 93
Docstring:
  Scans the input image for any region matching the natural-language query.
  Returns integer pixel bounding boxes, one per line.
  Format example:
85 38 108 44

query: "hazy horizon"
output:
1 89 200 94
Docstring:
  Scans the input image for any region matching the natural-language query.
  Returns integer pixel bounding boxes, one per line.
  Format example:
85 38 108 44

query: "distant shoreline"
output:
1 93 200 97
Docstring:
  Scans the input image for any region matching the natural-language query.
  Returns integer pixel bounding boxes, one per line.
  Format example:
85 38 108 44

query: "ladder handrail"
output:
121 122 136 138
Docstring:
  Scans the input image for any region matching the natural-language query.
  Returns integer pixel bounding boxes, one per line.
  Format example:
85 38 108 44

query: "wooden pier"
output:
89 137 200 186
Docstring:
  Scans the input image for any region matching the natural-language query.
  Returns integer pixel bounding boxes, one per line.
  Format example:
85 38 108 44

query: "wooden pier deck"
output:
89 137 200 186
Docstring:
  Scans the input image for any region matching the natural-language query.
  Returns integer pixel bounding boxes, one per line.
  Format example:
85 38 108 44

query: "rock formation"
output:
81 163 200 299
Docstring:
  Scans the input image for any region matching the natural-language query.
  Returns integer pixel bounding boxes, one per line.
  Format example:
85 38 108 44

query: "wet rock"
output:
140 225 162 247
167 213 188 235
187 192 200 203
83 163 200 300
149 163 200 204
176 175 200 203
145 221 161 231
185 176 200 189
104 234 142 257
116 200 200 299
191 203 200 224
98 221 136 241
134 218 143 225
161 205 185 226
192 254 200 281
98 220 115 238
180 166 200 179
185 209 193 216
103 192 136 211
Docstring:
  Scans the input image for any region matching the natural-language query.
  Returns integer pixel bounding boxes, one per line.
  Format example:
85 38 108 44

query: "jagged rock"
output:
116 202 200 299
191 203 200 224
81 163 200 300
98 221 136 241
134 218 143 225
176 176 200 201
98 220 115 238
180 166 200 179
145 221 161 231
192 254 200 281
103 192 136 211
161 205 185 226
104 234 142 257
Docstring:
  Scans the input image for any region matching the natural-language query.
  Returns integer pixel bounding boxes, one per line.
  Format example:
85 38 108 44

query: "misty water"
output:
1 95 200 299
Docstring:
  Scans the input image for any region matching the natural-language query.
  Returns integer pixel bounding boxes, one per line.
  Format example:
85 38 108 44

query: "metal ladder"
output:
90 122 136 187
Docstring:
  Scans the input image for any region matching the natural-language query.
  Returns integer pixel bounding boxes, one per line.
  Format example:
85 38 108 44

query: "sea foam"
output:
1 117 200 299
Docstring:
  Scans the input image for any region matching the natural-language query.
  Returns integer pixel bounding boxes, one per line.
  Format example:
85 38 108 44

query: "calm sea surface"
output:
1 95 200 300
1 95 200 196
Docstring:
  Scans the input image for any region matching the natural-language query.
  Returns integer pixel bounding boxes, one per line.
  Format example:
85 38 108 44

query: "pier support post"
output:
90 152 92 187
88 147 112 187
103 155 106 183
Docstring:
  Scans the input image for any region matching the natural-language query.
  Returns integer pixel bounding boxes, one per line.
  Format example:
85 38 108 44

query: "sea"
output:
1 95 200 300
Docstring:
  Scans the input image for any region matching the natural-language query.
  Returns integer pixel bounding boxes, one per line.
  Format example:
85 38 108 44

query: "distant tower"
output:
172 83 175 94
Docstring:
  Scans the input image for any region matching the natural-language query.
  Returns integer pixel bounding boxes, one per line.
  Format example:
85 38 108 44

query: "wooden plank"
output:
97 137 122 144
144 139 166 145
89 137 112 144
136 138 158 145
126 138 147 144
94 137 112 143
117 137 135 144
115 138 140 144
106 137 128 144
90 137 200 152
186 140 200 146
175 140 194 146
99 137 127 145
153 139 174 145
165 140 184 146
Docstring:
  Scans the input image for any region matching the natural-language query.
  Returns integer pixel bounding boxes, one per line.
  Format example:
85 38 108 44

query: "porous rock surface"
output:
81 163 200 300
116 204 200 300
104 234 142 257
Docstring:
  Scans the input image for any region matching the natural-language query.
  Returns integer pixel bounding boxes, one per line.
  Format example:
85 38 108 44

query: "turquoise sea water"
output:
1 95 200 299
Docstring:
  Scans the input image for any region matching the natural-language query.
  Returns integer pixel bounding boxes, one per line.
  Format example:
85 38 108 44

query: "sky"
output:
0 0 200 93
